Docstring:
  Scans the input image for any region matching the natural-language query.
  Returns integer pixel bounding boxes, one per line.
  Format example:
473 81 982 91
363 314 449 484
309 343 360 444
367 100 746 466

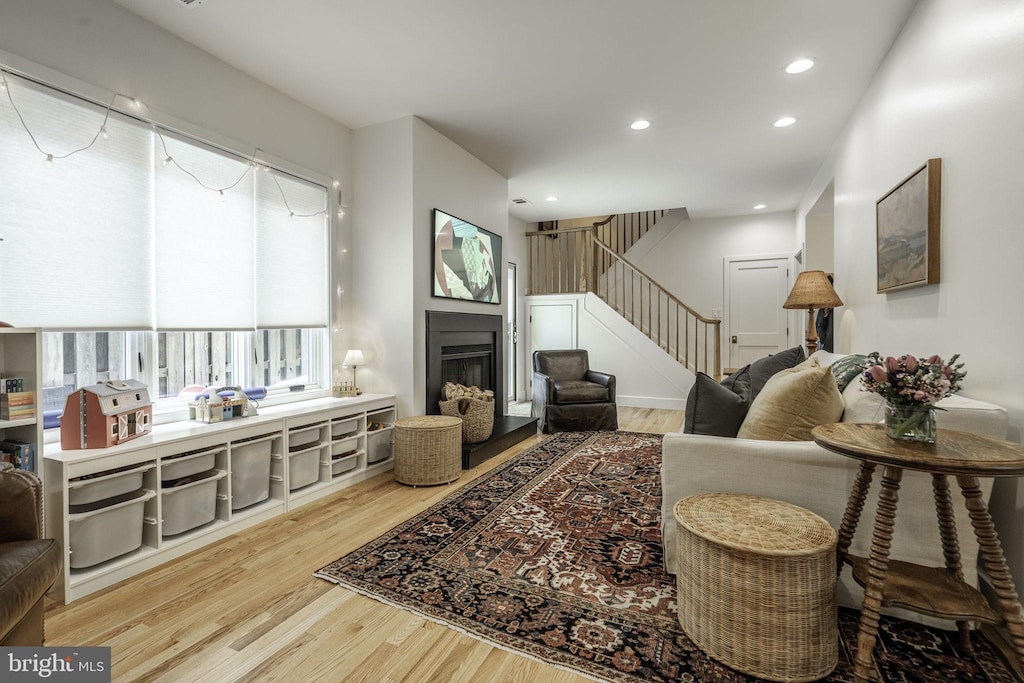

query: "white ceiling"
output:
113 0 917 222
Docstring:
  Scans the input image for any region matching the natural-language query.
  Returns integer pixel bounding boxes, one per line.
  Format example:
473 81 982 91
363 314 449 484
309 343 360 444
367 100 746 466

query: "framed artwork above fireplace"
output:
432 209 502 304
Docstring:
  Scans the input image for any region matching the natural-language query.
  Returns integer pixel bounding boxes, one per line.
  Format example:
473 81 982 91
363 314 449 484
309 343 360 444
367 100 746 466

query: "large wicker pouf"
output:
393 415 462 486
673 493 838 682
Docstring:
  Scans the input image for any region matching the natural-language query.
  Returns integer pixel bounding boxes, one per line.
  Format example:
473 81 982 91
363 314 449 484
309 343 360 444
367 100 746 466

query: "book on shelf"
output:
0 391 35 419
1 377 26 393
0 439 35 472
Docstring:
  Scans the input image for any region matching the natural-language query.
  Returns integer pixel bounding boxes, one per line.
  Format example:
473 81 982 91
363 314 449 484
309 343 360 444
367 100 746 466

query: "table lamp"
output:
342 349 365 395
783 270 843 357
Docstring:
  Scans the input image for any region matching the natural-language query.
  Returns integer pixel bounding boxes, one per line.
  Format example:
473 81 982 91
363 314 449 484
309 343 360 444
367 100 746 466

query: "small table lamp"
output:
783 270 843 357
343 349 366 394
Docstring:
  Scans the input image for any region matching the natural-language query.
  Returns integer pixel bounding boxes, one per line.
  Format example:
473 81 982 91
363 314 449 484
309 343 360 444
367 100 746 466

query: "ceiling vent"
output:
510 198 530 205
176 0 205 8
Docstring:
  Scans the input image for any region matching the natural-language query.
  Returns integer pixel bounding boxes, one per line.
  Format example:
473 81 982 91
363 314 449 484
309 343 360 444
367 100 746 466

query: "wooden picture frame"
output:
876 158 941 293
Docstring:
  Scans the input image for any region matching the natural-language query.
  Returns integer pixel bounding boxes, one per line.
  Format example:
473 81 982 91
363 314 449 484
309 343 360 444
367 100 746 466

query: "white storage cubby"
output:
365 407 396 465
161 469 227 536
0 328 43 480
44 394 396 603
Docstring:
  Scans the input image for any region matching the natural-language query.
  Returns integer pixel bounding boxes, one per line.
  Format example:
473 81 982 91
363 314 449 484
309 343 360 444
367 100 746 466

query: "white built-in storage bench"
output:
43 394 396 603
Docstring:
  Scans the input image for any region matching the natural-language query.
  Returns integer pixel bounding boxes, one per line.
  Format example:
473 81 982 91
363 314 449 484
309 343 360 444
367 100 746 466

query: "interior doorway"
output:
724 254 792 369
507 263 517 402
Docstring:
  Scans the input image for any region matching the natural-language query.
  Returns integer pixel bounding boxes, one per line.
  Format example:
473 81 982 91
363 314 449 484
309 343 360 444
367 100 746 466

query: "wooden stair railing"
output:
593 210 666 257
525 224 721 378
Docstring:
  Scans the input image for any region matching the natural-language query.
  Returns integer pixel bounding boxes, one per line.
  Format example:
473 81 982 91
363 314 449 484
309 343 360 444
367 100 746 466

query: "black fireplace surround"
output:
425 310 503 418
425 310 537 469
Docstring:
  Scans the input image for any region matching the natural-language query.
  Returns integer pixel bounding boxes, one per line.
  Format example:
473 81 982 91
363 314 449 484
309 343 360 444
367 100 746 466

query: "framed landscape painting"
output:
432 209 502 304
876 158 941 293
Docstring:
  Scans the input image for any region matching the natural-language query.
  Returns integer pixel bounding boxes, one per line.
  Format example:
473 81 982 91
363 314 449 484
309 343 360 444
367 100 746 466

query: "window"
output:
43 328 325 413
5 70 334 419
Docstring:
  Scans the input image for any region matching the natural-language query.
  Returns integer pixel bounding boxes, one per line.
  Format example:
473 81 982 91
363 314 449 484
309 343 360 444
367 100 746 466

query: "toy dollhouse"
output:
60 379 153 450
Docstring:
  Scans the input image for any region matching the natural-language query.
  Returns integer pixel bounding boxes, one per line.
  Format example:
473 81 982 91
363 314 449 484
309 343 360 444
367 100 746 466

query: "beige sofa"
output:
662 352 1008 622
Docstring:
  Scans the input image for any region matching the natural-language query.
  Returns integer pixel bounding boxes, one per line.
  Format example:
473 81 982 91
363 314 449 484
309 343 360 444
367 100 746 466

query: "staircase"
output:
526 211 721 379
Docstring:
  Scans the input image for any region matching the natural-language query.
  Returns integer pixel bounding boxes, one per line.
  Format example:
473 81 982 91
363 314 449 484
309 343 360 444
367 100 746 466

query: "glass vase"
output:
884 403 937 443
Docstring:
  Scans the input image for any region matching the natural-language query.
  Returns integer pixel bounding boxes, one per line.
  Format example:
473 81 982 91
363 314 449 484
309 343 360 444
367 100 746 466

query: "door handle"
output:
731 336 738 344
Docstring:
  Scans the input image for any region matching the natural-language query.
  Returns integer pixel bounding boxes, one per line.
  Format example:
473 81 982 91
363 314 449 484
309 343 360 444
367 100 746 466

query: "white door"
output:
507 263 517 401
725 256 790 369
527 299 577 389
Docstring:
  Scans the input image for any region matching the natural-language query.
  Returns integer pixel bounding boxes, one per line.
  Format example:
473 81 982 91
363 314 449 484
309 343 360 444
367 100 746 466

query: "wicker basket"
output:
393 415 462 486
438 397 494 444
673 493 838 682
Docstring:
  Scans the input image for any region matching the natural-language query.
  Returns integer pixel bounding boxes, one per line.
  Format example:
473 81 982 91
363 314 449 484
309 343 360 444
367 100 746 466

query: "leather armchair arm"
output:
0 464 42 544
532 372 555 409
585 370 616 402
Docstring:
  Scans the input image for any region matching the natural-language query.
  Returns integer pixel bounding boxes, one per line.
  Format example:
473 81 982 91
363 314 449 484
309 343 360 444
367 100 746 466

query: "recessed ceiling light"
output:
545 195 559 202
753 204 767 210
784 58 815 74
773 116 798 128
630 120 651 130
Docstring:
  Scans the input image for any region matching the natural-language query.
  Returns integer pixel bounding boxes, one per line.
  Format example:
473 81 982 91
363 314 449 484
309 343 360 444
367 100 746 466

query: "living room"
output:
1 0 1023 681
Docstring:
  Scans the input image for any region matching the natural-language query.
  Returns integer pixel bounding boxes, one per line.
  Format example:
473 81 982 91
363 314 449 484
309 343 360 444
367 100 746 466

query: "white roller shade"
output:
254 172 328 328
0 76 153 328
154 133 255 330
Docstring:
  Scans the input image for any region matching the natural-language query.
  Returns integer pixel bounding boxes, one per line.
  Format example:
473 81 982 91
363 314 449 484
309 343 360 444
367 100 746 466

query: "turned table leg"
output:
958 475 1024 668
932 474 974 655
837 462 876 573
851 465 903 683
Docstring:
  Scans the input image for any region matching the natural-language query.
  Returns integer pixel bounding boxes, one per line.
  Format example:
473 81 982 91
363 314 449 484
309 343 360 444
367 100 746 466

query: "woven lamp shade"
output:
783 270 843 310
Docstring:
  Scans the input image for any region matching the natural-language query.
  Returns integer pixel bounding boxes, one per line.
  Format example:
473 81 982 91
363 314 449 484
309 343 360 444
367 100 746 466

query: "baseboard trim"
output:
616 395 686 411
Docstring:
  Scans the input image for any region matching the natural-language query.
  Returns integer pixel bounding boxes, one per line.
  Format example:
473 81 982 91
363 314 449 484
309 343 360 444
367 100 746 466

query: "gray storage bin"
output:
288 445 320 491
162 447 221 482
288 424 322 451
330 436 360 458
366 430 393 464
231 434 275 510
68 463 154 506
68 488 156 569
161 469 227 536
331 453 359 477
330 417 359 439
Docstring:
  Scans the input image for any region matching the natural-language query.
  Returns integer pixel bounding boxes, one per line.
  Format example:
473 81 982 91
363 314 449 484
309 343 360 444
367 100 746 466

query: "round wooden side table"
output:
812 422 1024 683
393 415 462 486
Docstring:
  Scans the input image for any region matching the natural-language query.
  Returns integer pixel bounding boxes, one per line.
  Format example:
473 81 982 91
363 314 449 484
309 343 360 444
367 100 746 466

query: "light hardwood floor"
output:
45 407 683 683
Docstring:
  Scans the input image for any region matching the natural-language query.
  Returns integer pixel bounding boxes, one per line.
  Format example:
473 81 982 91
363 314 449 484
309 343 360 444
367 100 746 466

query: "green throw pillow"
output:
831 354 869 393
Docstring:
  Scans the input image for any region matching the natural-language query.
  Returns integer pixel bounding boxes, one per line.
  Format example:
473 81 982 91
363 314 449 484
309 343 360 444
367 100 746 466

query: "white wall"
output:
805 212 835 273
633 211 796 317
351 118 414 412
352 116 509 417
0 0 355 369
796 0 1024 585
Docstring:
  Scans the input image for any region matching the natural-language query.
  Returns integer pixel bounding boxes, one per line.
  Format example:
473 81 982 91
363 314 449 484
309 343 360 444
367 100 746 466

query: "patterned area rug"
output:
315 431 1018 682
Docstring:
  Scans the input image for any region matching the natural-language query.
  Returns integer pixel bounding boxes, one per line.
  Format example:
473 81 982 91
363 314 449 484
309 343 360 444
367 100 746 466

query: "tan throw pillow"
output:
737 361 844 441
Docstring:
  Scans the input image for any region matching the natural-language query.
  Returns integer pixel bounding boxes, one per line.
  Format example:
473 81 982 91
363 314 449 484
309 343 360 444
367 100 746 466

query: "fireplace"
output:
425 310 536 468
426 311 502 418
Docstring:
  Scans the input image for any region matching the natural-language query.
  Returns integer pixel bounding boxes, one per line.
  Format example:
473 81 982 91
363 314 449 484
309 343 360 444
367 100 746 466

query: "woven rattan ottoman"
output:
673 493 838 682
393 415 462 486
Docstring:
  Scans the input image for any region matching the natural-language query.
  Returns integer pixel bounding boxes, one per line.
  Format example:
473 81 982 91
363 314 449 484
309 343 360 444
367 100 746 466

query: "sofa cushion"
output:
746 345 806 400
830 354 869 392
683 367 751 437
841 379 886 423
737 360 844 441
552 379 608 404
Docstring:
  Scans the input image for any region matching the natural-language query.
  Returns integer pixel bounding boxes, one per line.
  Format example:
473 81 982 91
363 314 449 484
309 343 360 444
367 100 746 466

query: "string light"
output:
0 67 333 220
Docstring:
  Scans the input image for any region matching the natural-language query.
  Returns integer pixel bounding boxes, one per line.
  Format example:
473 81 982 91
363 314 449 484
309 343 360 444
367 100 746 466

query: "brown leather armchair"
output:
1 462 63 646
532 349 618 433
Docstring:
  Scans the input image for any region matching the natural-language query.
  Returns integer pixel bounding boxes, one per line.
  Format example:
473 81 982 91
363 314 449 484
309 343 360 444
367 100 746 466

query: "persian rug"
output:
315 431 1018 682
